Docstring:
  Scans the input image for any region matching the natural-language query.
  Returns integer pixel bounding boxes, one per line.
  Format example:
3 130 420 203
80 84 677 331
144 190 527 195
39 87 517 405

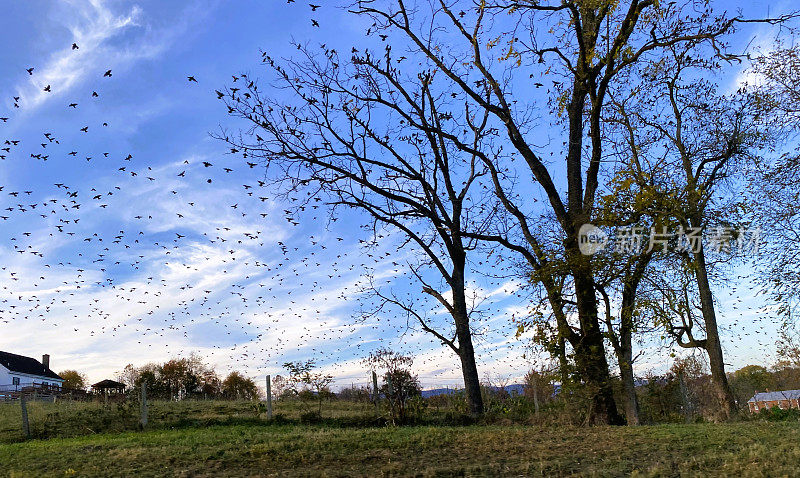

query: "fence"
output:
0 383 330 443
0 384 146 441
0 383 90 403
0 374 538 443
0 382 410 443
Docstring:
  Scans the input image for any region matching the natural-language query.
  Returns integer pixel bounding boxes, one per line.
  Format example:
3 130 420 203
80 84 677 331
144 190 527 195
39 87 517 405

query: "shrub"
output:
300 410 322 424
283 360 334 417
338 385 372 403
759 406 800 421
381 369 421 424
364 348 421 423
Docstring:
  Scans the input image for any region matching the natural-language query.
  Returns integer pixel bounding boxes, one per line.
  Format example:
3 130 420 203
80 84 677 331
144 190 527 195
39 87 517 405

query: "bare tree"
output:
284 360 335 416
217 38 497 414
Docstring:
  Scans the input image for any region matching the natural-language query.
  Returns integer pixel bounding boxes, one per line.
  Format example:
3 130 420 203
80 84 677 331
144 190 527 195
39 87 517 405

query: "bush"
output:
300 410 322 424
426 390 468 413
284 360 334 417
338 385 372 402
381 369 421 424
759 406 800 421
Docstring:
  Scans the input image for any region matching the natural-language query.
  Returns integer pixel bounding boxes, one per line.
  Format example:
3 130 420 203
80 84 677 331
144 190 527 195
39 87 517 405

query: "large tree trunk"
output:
693 247 737 418
615 255 650 426
451 259 484 416
574 336 623 425
557 334 570 386
617 339 640 426
456 330 484 416
573 269 624 425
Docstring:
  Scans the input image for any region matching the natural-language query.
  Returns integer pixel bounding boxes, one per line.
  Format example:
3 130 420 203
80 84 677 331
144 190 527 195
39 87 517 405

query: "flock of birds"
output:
0 1 774 387
0 1 528 387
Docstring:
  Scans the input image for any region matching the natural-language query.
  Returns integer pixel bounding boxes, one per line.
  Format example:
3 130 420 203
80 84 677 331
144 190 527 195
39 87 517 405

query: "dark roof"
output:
749 390 800 402
0 351 63 381
91 379 126 390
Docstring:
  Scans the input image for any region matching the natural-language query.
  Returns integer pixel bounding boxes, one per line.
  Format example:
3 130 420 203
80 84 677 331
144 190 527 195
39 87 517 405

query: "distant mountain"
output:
420 388 460 398
499 384 526 396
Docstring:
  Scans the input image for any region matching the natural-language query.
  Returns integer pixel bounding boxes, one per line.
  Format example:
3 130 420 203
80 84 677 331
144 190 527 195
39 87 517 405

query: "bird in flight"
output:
72 43 79 50
103 69 112 77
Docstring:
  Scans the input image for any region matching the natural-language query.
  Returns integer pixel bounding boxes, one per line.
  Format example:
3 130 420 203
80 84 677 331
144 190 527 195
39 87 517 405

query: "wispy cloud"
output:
17 1 142 109
15 0 213 111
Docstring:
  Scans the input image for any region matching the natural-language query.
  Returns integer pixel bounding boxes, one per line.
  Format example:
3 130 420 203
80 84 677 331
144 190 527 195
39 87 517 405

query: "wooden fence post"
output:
372 370 379 414
386 374 396 423
20 396 30 439
140 383 148 429
266 375 273 419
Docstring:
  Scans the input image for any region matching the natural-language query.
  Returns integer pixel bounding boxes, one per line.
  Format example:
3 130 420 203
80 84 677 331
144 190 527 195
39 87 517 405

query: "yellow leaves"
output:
575 0 623 18
620 46 635 61
486 35 501 51
575 0 612 9
500 42 519 62
596 169 670 220
556 90 570 118
489 35 522 65
615 176 635 191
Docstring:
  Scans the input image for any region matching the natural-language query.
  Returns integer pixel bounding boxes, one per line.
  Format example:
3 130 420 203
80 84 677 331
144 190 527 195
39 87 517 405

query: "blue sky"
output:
0 0 792 390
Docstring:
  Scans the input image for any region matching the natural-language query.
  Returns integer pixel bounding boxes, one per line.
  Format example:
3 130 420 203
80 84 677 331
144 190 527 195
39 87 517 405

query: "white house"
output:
0 351 64 391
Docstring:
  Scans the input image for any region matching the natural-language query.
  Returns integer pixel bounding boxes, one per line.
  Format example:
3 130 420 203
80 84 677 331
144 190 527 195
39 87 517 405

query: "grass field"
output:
0 399 382 443
1 421 799 477
2 399 799 476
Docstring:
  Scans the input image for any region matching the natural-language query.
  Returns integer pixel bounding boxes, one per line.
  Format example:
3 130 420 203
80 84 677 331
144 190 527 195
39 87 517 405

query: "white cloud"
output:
17 1 143 109
14 0 213 111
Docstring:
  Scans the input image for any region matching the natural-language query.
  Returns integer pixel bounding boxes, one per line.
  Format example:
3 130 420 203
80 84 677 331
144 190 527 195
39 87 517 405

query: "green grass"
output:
1 422 799 476
0 399 381 443
2 399 798 476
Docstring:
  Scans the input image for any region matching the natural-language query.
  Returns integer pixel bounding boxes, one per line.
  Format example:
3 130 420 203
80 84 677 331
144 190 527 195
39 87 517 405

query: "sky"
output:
0 0 793 391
